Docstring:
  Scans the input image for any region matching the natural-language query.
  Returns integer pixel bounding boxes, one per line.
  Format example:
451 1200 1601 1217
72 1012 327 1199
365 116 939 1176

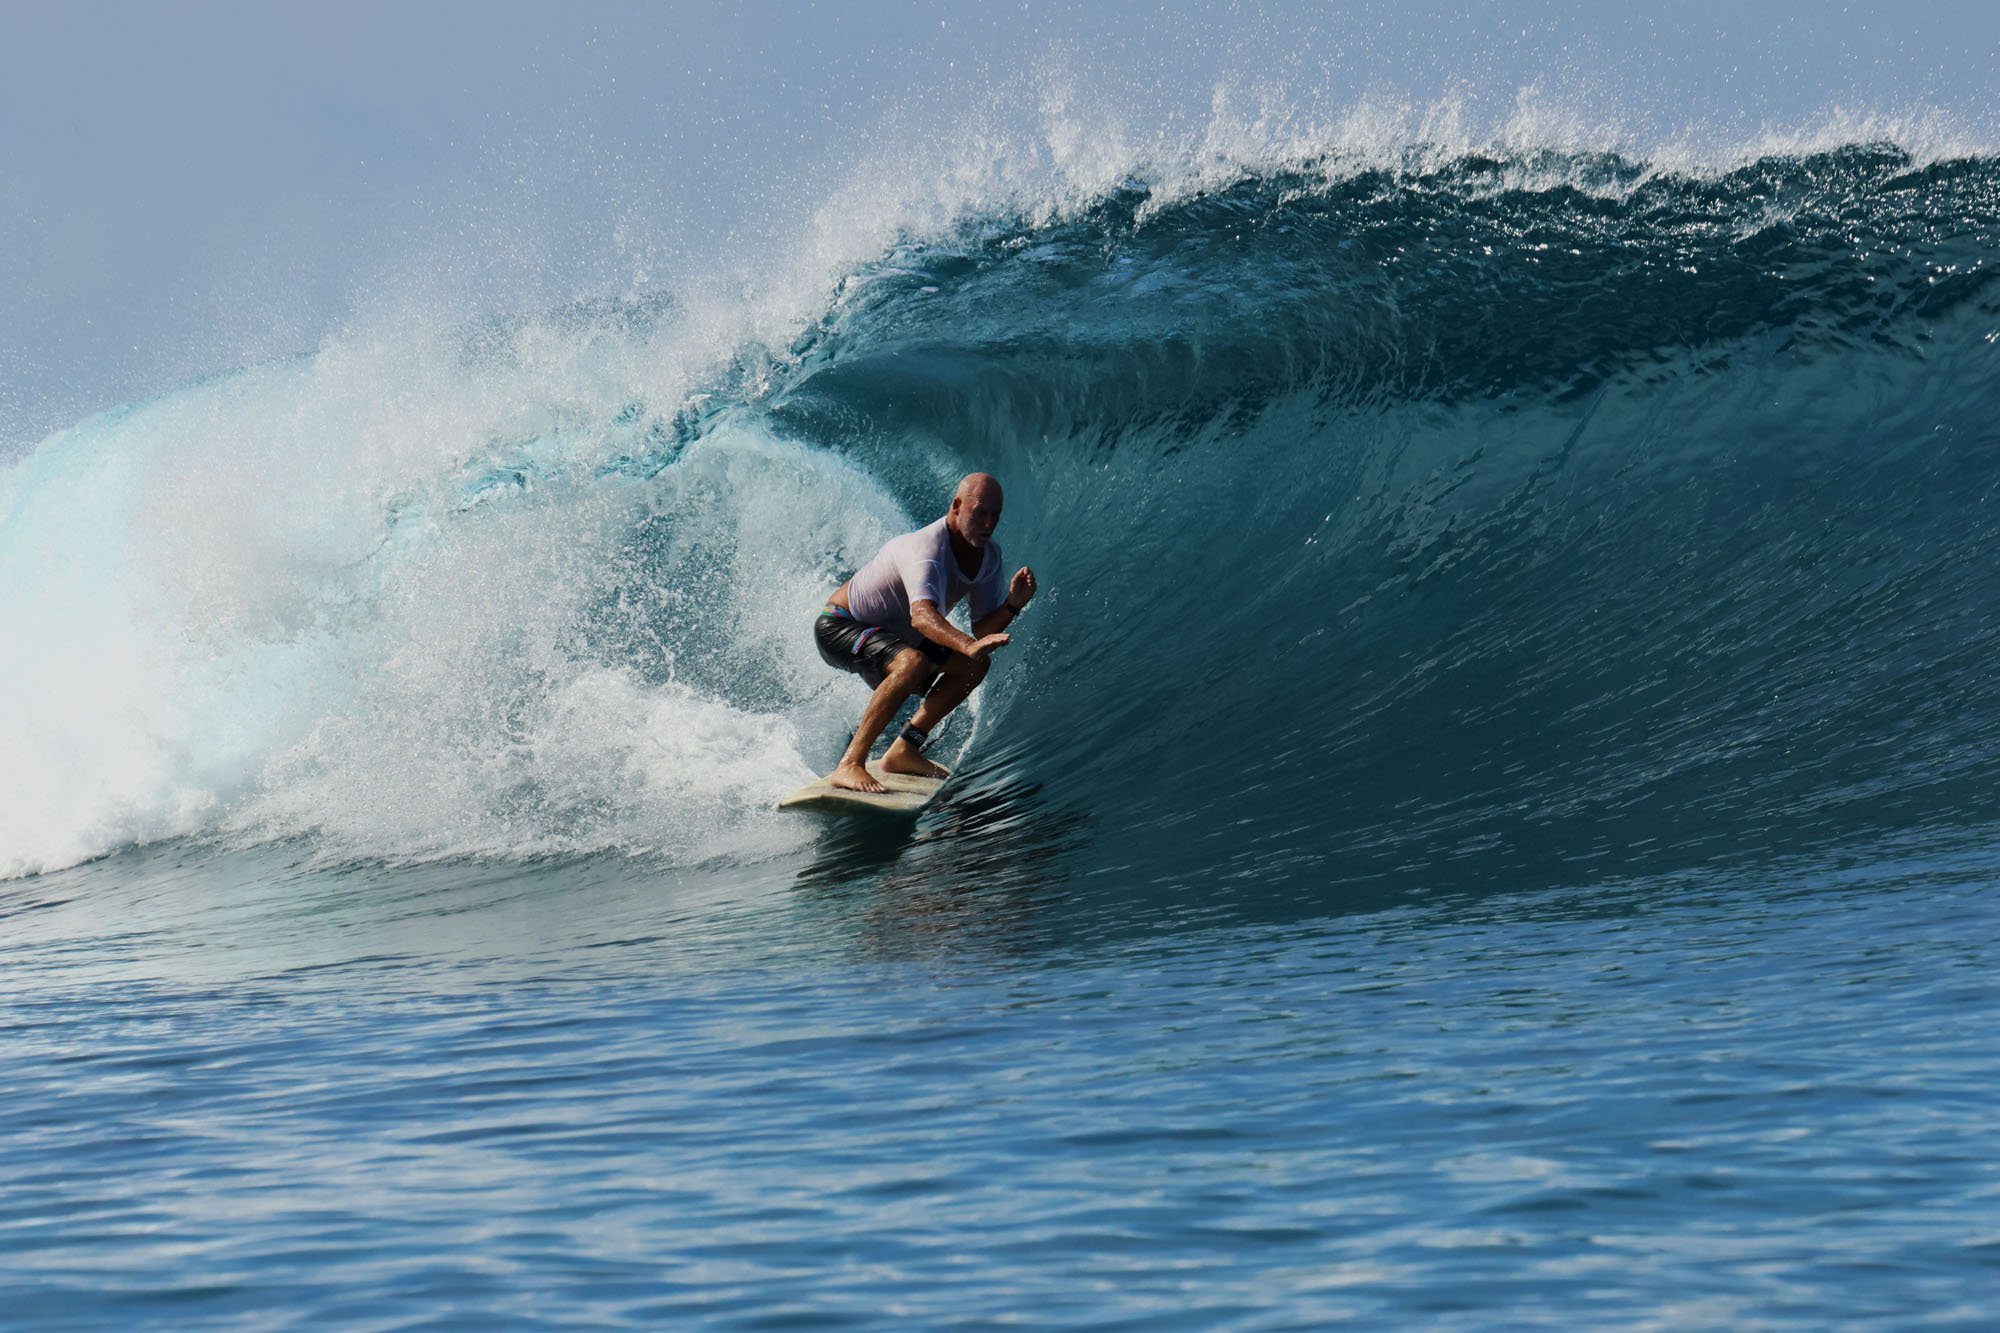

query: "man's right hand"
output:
968 633 1012 658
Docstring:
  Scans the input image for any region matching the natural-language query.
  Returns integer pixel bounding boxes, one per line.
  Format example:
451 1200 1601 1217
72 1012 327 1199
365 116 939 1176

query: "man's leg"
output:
881 653 990 778
830 648 934 793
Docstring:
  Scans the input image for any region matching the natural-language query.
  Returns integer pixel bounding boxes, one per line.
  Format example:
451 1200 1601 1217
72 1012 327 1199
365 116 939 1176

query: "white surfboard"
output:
776 761 949 817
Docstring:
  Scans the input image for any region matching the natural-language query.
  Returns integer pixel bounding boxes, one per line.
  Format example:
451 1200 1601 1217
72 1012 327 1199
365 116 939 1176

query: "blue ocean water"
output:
4 138 2000 1325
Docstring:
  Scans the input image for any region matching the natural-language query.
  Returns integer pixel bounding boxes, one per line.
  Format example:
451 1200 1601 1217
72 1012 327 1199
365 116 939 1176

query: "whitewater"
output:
5 98 2000 1326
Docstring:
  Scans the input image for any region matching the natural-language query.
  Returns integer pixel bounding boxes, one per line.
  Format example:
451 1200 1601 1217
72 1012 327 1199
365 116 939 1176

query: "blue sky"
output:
3 1 1995 448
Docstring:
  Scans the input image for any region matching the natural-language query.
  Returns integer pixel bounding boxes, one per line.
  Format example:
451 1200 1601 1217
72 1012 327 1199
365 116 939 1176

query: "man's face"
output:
952 487 1002 547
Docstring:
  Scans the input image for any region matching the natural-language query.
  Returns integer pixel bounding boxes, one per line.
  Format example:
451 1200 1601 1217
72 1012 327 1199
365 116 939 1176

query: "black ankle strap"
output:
899 723 929 750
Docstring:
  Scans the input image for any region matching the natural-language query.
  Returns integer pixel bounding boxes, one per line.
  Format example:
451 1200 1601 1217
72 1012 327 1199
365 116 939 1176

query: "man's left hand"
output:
1008 567 1037 610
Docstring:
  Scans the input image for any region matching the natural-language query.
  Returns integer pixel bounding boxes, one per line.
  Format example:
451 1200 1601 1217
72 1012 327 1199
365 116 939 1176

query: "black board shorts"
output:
815 607 952 691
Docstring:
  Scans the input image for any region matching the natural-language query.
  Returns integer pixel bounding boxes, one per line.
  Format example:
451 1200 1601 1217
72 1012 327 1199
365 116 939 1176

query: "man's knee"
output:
885 648 933 691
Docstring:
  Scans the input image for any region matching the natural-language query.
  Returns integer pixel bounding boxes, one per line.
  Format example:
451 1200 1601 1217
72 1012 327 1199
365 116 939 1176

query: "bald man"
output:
813 473 1038 793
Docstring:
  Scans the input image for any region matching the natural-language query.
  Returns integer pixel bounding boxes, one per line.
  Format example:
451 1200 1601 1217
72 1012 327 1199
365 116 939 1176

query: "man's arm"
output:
911 600 1010 659
971 566 1037 639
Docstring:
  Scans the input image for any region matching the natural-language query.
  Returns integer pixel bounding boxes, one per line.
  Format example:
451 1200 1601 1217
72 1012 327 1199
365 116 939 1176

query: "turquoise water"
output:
5 143 2000 1324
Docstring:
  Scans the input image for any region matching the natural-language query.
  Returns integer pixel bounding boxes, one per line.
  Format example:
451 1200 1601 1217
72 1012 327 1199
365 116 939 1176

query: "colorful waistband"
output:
821 602 854 619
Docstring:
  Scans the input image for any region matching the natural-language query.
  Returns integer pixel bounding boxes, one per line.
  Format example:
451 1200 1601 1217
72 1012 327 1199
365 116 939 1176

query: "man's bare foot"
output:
829 760 887 794
880 742 948 780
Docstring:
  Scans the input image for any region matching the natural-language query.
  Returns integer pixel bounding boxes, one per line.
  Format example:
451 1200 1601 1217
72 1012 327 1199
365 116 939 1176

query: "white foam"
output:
212 424 905 869
0 298 911 876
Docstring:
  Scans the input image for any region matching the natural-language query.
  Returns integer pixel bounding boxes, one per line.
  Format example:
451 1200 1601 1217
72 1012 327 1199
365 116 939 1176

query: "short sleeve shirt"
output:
845 517 1006 631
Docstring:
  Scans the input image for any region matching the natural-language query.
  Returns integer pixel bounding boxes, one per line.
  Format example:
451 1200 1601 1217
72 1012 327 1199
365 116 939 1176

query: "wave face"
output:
5 143 1999 893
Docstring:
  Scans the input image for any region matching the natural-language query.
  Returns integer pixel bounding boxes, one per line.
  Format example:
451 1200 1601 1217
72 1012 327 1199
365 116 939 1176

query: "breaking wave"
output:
5 129 1998 895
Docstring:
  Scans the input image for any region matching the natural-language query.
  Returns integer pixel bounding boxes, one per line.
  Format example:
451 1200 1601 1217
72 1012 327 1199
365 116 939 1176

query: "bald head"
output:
948 472 1004 549
956 472 1002 507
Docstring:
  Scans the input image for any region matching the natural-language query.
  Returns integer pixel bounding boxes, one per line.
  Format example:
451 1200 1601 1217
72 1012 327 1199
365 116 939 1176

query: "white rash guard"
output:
845 516 1007 634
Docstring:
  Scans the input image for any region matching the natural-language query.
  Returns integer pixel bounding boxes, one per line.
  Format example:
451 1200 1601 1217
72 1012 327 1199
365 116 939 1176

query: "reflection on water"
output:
789 768 1093 959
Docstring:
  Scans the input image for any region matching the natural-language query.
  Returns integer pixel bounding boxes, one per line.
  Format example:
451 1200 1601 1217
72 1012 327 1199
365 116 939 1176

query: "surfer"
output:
814 472 1037 793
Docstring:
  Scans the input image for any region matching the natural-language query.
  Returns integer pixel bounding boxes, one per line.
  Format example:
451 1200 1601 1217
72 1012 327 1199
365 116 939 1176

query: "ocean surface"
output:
5 136 2000 1326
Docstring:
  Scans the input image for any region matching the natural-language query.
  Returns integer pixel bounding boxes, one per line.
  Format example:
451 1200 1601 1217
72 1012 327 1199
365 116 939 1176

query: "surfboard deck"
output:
776 761 949 817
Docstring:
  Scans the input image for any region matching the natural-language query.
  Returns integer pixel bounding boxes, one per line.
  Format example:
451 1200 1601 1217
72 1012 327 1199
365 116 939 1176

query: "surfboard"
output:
776 761 949 817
